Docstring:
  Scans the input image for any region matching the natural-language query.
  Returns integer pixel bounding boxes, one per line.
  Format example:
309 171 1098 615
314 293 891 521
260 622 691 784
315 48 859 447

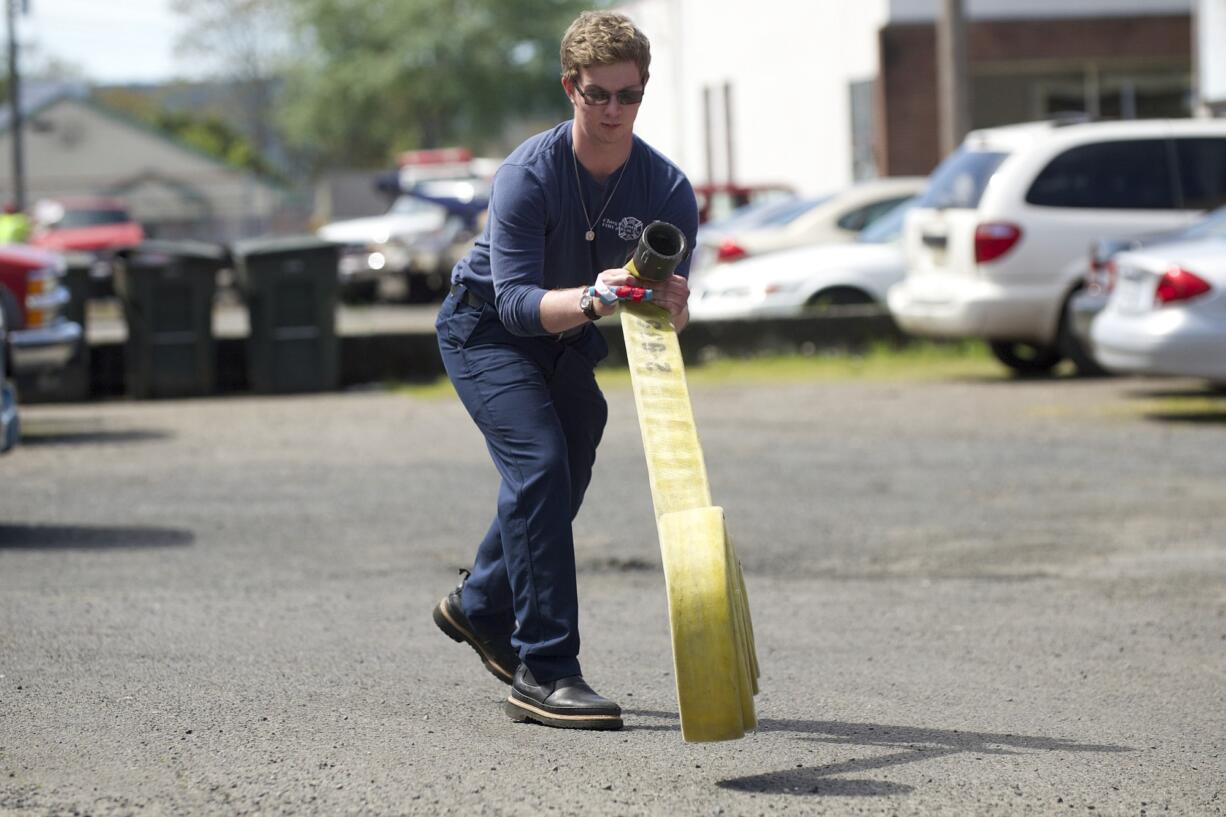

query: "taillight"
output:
716 239 747 263
974 222 1022 264
1155 266 1211 305
1087 259 1118 294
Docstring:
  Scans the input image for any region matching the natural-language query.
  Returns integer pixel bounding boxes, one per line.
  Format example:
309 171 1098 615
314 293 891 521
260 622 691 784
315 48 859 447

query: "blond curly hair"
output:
560 11 651 86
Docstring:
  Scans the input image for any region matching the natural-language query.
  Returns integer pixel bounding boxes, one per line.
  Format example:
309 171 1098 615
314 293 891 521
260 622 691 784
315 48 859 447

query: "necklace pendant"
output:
585 230 595 241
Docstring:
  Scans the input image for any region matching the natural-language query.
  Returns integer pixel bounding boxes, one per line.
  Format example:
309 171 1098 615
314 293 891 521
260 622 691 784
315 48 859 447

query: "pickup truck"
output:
0 244 83 378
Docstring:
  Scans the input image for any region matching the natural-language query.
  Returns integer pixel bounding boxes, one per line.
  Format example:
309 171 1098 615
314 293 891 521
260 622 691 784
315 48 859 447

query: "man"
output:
432 10 698 731
0 203 30 244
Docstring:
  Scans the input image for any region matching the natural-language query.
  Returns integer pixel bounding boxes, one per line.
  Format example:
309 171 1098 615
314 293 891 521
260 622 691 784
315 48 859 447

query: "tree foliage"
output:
95 87 279 179
170 0 292 81
277 0 596 169
169 0 294 175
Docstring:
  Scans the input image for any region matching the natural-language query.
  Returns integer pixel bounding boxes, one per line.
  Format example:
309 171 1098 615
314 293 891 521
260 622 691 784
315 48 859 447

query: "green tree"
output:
170 0 294 174
95 87 280 179
278 0 598 169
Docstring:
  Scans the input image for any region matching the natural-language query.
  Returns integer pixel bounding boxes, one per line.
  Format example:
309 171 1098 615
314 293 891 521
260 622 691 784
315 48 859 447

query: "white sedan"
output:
692 177 926 273
1091 231 1226 385
688 199 915 322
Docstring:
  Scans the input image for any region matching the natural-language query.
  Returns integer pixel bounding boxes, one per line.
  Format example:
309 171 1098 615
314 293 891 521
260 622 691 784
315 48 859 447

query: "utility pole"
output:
5 0 25 211
723 81 734 185
937 0 971 156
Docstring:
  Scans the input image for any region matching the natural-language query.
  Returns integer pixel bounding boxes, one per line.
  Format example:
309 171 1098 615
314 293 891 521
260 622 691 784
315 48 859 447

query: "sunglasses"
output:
575 84 645 106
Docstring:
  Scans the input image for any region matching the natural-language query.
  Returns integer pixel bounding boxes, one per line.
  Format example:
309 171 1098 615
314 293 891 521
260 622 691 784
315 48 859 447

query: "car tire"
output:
988 340 1062 376
340 280 378 305
405 271 446 304
1058 292 1109 378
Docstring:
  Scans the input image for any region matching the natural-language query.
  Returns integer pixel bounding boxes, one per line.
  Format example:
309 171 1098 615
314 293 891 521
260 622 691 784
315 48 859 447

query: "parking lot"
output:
1 370 1223 816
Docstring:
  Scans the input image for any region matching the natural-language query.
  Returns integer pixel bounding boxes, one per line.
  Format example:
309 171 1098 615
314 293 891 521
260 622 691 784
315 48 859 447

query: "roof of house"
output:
0 80 284 191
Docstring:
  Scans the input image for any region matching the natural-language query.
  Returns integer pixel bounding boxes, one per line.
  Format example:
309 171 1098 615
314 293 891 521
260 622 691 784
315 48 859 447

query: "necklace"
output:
572 144 630 241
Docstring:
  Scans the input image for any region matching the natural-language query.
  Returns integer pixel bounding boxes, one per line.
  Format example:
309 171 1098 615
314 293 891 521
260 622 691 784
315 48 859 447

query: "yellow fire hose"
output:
619 222 760 742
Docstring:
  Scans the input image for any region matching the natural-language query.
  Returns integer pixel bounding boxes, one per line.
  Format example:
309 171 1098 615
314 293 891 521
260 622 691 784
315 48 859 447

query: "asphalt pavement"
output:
1 372 1223 816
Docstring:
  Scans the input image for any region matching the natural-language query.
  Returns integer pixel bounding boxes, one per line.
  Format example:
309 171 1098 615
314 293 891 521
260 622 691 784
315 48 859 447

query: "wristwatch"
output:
579 290 602 321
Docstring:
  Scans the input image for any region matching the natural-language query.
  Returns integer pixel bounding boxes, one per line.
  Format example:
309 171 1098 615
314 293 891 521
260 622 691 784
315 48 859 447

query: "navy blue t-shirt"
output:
451 121 698 337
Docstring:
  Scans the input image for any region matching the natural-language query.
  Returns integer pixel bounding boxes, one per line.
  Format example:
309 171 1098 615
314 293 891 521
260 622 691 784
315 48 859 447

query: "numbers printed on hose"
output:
630 315 673 373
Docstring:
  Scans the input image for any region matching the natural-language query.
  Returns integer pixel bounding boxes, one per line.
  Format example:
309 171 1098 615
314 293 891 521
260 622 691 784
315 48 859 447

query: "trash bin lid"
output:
121 240 231 264
231 235 339 260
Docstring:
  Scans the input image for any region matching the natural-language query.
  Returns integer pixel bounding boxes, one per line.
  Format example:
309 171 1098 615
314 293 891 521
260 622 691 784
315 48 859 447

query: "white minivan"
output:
888 118 1226 374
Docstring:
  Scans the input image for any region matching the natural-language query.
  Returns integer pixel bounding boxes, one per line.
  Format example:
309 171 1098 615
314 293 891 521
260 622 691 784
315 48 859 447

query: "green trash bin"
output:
114 240 228 399
231 236 340 394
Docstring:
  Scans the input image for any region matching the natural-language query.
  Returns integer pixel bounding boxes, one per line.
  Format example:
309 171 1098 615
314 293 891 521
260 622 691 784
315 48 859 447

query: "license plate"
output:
1115 271 1153 313
921 233 947 270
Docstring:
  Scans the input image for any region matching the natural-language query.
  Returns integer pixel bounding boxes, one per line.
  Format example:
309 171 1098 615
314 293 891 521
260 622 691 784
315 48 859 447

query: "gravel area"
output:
1 372 1223 816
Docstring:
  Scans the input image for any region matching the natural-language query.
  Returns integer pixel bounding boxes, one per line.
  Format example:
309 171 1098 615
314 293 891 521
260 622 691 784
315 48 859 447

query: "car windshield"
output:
58 209 130 228
704 196 817 235
1179 205 1226 240
917 147 1009 209
857 197 918 244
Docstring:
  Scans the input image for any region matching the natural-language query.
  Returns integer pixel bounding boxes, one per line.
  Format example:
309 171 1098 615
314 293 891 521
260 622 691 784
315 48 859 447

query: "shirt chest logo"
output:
610 216 644 242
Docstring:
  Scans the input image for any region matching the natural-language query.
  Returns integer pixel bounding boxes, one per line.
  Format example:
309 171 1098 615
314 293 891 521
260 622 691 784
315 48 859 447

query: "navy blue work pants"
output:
436 292 608 683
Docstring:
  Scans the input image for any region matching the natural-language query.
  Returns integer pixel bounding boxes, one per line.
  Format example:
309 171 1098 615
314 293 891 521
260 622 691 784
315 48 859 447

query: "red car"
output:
30 197 144 253
29 197 144 297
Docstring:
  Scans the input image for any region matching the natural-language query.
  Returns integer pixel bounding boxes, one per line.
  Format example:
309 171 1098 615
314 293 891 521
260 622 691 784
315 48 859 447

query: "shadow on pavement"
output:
1123 385 1226 424
0 524 194 550
625 710 1131 798
1123 386 1226 399
19 428 172 446
1143 411 1226 424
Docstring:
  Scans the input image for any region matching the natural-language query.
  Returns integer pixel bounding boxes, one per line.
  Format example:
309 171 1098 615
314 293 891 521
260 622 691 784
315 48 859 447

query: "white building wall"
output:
619 0 891 196
1200 0 1226 108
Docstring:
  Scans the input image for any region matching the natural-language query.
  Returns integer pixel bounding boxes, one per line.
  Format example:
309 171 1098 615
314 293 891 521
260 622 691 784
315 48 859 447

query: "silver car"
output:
1090 217 1226 386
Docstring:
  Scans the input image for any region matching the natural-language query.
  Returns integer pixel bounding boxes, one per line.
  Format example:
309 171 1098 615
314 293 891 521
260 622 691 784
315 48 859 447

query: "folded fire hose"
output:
616 221 760 742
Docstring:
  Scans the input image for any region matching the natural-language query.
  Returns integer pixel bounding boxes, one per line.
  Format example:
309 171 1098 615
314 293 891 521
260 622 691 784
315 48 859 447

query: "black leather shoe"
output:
433 578 519 685
505 665 623 730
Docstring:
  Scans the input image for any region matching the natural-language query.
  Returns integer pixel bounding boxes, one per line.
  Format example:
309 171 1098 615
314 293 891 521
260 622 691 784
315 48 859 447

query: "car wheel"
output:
405 271 446 304
1058 292 1109 377
804 287 876 316
988 340 1062 376
340 280 378 304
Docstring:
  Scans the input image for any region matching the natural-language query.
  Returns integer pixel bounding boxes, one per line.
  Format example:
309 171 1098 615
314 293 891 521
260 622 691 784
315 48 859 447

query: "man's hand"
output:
592 268 643 317
648 273 690 324
594 268 690 324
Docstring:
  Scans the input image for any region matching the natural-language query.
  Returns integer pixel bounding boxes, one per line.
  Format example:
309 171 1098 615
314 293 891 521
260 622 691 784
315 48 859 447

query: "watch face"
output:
580 292 599 319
